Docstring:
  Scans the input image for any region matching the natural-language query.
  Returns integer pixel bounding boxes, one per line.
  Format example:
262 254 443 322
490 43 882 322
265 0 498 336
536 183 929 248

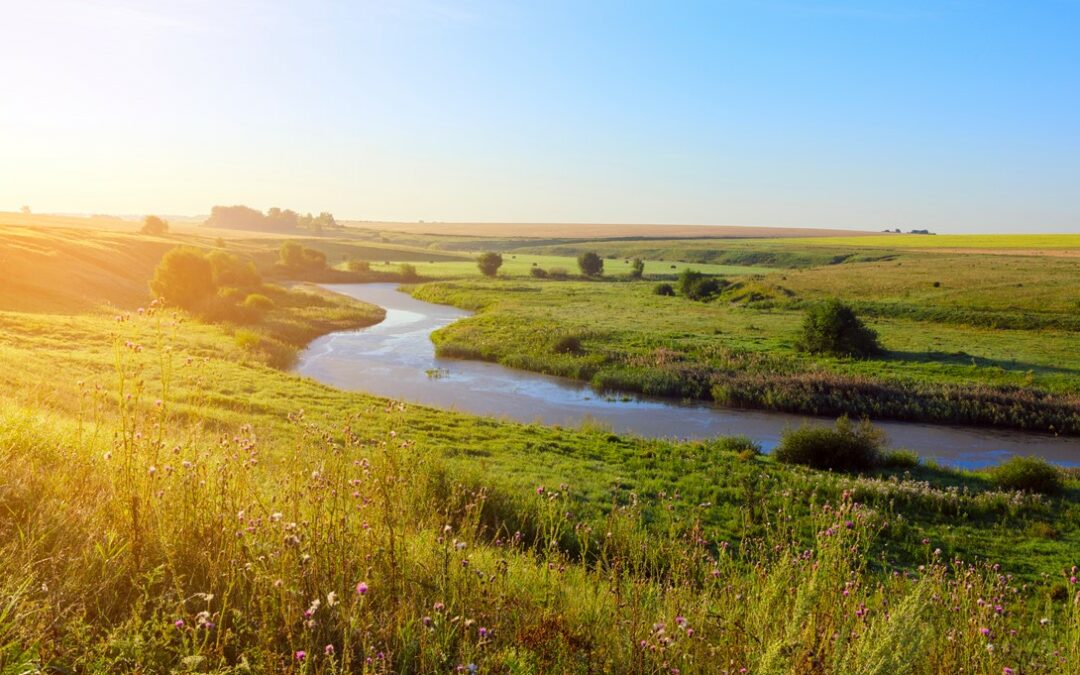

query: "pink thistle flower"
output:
356 581 369 596
174 619 184 629
325 644 335 656
295 651 306 661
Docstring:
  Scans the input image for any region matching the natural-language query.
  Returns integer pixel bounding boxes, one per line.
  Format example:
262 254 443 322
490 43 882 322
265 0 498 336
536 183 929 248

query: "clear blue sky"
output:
2 0 1078 232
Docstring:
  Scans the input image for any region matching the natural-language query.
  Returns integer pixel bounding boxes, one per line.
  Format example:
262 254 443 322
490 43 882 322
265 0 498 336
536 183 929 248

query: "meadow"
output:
1 219 1079 672
410 259 1080 434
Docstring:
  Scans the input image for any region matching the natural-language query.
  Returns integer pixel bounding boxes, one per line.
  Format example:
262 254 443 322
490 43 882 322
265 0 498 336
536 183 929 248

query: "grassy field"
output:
2 221 1079 672
791 233 1080 251
410 251 1080 434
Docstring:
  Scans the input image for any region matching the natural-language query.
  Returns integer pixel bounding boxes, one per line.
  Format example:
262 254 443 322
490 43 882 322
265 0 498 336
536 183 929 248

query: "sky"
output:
1 1 1078 232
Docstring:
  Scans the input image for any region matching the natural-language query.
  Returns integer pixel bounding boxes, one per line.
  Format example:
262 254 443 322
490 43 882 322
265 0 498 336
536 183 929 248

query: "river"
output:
294 283 1080 468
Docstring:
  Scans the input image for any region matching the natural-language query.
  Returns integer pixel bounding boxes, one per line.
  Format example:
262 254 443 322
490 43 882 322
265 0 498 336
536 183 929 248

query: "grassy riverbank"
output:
2 221 1079 672
409 247 1080 434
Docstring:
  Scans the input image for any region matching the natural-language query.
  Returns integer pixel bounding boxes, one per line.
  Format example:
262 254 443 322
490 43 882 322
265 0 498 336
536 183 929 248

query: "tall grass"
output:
1 302 1079 673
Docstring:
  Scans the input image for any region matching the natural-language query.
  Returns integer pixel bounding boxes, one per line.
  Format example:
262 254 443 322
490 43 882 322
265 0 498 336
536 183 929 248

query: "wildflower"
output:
478 626 488 638
979 627 991 637
1003 668 1015 675
1071 576 1078 585
174 619 184 629
434 601 446 612
536 485 545 495
325 644 335 656
674 616 687 627
356 581 369 596
326 591 338 607
295 650 306 661
423 616 432 627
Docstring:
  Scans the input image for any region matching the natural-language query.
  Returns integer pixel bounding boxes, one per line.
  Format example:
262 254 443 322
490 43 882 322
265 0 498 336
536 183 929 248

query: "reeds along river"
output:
295 283 1080 469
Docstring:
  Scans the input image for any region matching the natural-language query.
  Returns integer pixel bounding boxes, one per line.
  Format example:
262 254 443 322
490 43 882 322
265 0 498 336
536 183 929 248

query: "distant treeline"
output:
204 205 337 233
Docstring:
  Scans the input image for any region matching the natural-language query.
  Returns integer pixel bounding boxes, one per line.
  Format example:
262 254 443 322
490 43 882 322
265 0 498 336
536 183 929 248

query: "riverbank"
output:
408 276 1080 435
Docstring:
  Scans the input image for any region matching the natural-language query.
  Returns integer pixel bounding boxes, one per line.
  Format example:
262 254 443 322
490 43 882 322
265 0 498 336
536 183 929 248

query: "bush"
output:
548 267 569 279
279 241 326 270
399 264 419 282
990 456 1063 494
150 247 215 310
530 267 548 279
552 335 584 355
882 450 921 469
677 269 726 300
234 328 261 351
140 215 169 235
653 283 675 296
243 293 275 311
629 258 645 279
477 252 503 277
577 252 604 277
348 259 371 273
709 435 762 455
208 250 260 287
774 417 884 472
797 299 881 357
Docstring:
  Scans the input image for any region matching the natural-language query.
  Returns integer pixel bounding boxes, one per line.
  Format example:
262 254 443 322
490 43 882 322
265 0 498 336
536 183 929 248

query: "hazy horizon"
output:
2 1 1078 233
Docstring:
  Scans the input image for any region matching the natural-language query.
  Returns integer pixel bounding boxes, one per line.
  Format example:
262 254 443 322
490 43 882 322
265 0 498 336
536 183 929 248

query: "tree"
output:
19 205 30 215
141 215 169 235
797 299 881 357
477 252 503 277
207 250 260 287
150 247 215 310
279 241 306 268
577 251 603 277
629 258 645 279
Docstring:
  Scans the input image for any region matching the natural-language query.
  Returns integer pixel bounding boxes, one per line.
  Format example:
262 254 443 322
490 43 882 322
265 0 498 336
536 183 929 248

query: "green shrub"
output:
653 283 675 296
629 258 645 279
279 241 326 270
477 252 503 277
149 247 215 310
548 267 569 279
577 252 604 277
234 328 261 351
990 456 1063 494
882 450 921 469
243 293 275 311
797 299 881 357
709 435 762 455
347 259 371 273
530 267 548 279
774 417 884 472
552 335 584 355
208 250 260 287
399 264 419 282
676 269 727 300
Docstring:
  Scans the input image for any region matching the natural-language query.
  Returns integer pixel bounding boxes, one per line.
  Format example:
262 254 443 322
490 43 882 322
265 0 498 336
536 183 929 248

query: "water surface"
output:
295 284 1080 469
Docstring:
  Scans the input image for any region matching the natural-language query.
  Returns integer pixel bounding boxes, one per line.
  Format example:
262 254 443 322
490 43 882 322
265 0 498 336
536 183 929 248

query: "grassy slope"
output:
1 225 1079 671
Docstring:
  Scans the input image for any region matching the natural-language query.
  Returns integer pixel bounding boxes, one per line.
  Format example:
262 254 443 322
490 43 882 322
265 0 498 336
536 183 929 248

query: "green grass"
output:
2 302 1079 672
343 253 775 280
791 233 1080 249
409 260 1080 432
2 226 1080 671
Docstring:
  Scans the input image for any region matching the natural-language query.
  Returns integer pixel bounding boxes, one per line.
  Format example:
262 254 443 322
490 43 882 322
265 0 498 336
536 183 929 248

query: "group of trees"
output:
205 205 337 233
278 241 328 270
150 247 264 318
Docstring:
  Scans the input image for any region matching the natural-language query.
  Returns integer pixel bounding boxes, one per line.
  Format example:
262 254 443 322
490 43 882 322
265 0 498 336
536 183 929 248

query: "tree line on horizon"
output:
204 205 337 233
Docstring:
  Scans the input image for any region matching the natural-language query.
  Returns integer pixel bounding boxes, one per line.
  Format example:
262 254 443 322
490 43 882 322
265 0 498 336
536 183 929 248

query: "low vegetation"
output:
2 221 1080 672
796 299 882 357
